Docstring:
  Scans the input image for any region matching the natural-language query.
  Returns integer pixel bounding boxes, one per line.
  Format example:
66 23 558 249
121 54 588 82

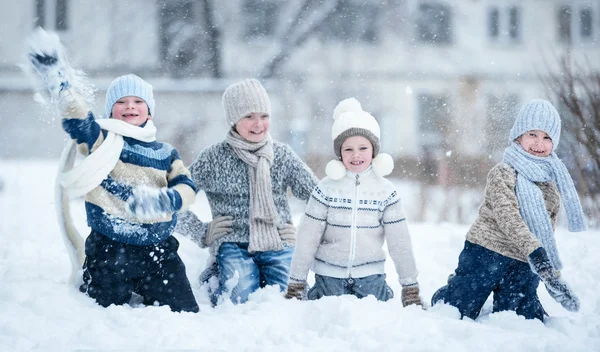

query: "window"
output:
484 94 519 154
557 3 598 44
417 2 452 44
34 0 68 30
488 5 521 43
319 0 380 43
243 0 280 39
418 94 451 149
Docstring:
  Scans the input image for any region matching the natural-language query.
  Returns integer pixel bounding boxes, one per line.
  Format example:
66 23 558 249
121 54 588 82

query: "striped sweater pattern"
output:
63 112 197 246
175 140 318 255
289 168 418 286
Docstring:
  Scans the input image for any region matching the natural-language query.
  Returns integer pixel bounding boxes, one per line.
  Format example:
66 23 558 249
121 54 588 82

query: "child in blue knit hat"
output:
431 99 586 321
52 73 199 312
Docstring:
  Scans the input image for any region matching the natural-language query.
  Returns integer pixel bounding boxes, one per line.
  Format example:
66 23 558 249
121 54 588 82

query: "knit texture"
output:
175 140 317 256
331 98 381 158
62 111 196 246
503 143 586 269
289 168 418 286
222 79 271 126
466 163 559 263
509 99 561 150
225 130 282 253
105 74 156 118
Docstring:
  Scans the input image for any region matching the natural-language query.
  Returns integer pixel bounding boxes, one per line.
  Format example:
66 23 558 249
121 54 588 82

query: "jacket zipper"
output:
346 174 360 277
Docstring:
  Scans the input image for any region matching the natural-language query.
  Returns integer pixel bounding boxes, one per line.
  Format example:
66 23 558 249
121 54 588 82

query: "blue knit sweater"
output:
63 112 197 246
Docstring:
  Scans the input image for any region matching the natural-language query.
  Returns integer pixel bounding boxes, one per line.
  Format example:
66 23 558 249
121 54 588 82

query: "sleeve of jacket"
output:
167 147 197 212
288 183 329 282
382 188 418 286
487 165 542 258
282 144 318 201
60 89 104 156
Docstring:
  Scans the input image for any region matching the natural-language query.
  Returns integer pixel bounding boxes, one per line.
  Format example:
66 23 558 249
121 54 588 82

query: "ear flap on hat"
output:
372 153 394 177
325 160 347 180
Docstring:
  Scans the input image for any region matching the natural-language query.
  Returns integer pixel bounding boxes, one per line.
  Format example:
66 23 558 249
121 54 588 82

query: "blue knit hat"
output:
509 99 561 151
105 74 155 118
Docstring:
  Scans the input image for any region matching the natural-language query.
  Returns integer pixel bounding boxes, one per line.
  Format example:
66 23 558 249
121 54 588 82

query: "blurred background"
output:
0 0 599 224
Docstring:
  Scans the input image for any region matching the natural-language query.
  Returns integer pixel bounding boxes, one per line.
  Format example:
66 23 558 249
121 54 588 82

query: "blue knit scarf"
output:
503 143 586 269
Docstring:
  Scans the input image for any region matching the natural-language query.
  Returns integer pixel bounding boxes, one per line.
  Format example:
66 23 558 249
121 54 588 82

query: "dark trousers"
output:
307 273 394 301
80 231 199 313
432 241 545 321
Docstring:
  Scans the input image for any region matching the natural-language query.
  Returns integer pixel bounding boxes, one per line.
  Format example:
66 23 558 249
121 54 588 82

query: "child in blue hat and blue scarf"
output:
431 99 586 321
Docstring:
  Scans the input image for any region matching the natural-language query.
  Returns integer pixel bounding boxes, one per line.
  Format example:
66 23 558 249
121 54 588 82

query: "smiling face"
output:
341 136 373 173
235 112 270 142
111 96 150 126
517 130 553 157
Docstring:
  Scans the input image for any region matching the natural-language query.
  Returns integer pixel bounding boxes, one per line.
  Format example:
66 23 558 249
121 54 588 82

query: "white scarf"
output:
60 119 157 197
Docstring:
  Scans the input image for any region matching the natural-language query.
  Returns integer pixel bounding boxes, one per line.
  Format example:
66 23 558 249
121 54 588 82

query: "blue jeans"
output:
431 241 545 321
214 242 294 304
307 274 394 301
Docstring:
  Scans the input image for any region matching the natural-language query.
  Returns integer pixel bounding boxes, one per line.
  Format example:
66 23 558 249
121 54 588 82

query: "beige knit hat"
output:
222 79 271 126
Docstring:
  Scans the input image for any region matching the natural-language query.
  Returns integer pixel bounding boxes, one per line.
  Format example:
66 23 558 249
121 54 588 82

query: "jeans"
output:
214 242 294 304
431 241 545 321
307 273 394 301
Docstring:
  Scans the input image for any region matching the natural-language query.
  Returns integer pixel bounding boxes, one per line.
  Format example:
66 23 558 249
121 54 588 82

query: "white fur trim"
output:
372 153 394 177
333 98 362 120
325 160 347 180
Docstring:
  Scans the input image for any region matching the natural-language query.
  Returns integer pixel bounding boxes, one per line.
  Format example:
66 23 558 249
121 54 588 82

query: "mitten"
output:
127 186 180 221
204 215 234 246
528 247 580 312
277 223 297 245
401 285 423 307
27 27 71 97
284 281 307 300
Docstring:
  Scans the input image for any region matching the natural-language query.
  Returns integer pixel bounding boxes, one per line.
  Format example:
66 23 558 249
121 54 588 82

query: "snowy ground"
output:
1 160 599 351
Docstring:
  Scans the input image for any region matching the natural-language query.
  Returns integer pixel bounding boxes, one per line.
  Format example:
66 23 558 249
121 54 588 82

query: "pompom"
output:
325 160 347 180
333 98 362 120
372 153 394 177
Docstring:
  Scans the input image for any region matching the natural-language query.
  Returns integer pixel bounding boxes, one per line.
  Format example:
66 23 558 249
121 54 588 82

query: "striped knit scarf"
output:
503 142 586 269
225 129 282 253
60 119 157 197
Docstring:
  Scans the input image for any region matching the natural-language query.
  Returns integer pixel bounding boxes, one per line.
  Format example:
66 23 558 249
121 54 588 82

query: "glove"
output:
127 186 179 221
401 286 423 307
528 247 580 312
278 223 297 245
284 281 307 300
27 27 71 97
204 215 234 247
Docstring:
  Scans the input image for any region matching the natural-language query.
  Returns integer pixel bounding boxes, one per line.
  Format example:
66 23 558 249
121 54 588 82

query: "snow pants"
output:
431 241 545 321
307 273 394 301
213 242 294 305
80 230 199 313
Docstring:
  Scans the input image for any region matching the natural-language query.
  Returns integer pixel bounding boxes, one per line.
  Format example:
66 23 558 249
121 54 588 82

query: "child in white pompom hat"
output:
285 98 422 306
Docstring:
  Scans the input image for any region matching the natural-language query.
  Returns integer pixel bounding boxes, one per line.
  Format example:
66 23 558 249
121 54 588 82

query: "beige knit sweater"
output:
466 163 560 263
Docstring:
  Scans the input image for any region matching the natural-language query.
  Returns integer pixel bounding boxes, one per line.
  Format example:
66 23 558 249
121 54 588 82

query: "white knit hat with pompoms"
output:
326 98 394 180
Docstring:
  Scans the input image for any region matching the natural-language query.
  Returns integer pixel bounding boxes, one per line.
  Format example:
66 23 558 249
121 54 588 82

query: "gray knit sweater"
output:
466 163 560 262
176 140 317 255
289 167 418 286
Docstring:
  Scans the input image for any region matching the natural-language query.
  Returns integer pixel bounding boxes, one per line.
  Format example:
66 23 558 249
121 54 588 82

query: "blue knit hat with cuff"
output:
509 99 561 151
105 74 155 118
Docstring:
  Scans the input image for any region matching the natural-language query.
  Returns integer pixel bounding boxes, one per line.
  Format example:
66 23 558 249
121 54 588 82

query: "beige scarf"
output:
226 129 282 252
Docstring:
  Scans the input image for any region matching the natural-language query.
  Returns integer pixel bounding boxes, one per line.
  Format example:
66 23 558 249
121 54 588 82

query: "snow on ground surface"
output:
0 160 599 351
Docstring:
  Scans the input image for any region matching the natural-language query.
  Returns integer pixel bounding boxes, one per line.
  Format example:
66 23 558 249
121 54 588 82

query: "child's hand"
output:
284 282 307 300
127 186 179 221
528 247 580 312
27 27 71 97
204 216 234 246
401 285 423 307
